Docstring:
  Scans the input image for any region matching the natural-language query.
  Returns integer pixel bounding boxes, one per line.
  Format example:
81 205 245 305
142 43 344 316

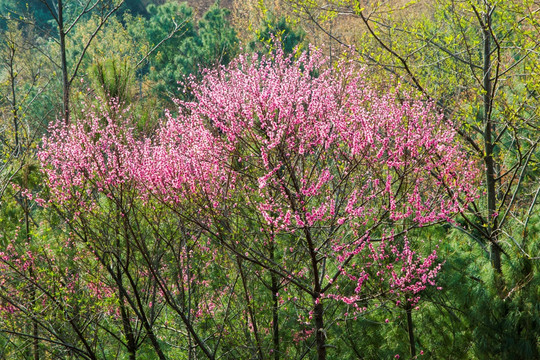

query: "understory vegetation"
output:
1 1 539 359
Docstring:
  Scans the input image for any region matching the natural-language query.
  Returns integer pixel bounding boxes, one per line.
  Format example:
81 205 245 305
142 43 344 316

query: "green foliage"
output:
145 1 197 68
399 224 540 359
120 0 151 17
1 0 539 358
138 1 238 100
0 0 52 31
182 4 238 72
251 15 305 54
90 57 134 103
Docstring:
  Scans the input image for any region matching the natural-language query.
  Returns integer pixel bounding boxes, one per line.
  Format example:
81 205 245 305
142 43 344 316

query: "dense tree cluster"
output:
1 0 539 359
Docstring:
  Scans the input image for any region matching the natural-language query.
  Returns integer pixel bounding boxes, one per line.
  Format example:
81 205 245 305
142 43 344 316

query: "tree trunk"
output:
236 256 263 360
119 274 137 360
23 166 39 360
481 4 501 275
305 228 326 360
58 0 70 124
8 45 19 152
313 300 326 360
270 239 280 360
406 303 416 359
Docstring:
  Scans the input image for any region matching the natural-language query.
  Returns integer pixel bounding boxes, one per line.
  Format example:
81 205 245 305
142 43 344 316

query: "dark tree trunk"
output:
58 0 70 124
481 5 502 276
406 303 416 358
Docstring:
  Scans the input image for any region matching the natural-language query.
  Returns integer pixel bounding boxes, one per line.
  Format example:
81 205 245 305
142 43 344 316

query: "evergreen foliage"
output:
0 0 539 358
251 16 305 54
140 1 238 100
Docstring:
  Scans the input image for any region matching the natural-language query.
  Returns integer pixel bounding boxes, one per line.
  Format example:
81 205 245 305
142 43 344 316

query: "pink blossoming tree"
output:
37 45 478 359
39 101 237 359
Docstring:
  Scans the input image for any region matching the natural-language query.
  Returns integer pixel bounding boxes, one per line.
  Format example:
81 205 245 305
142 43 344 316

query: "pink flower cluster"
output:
39 45 479 309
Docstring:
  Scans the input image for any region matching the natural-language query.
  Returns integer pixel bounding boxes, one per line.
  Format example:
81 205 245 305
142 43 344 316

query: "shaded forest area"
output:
1 0 539 359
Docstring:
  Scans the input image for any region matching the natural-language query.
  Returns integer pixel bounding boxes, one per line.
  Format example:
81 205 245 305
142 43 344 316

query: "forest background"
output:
0 0 539 359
